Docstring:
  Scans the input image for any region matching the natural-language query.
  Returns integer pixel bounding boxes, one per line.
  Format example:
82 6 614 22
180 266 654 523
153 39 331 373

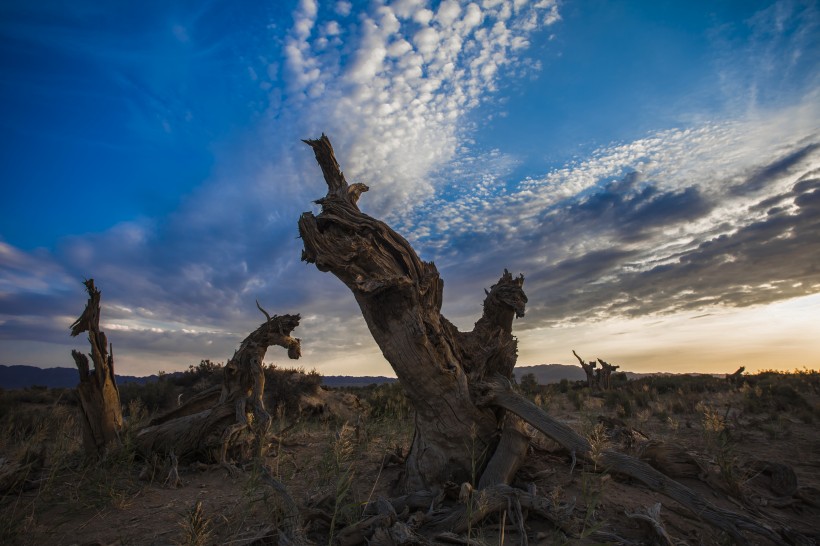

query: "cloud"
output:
2 1 819 376
1 0 563 373
272 0 561 215
414 98 820 330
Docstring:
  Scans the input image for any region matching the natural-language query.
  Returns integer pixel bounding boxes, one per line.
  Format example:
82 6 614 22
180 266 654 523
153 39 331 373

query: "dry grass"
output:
0 369 818 544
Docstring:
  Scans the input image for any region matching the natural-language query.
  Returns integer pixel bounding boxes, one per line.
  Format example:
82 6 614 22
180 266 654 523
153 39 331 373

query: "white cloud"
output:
335 1 352 17
7 0 818 378
269 0 561 218
435 1 461 27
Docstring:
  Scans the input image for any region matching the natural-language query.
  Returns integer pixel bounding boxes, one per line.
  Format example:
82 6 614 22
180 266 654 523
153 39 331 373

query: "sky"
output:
1 0 819 378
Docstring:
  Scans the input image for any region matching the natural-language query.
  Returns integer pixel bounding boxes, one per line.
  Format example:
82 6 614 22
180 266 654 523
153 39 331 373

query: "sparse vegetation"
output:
3 135 818 544
1 367 818 544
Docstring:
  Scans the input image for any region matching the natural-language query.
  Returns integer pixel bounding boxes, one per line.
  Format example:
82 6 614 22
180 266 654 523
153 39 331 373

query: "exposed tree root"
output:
476 375 805 545
626 503 678 546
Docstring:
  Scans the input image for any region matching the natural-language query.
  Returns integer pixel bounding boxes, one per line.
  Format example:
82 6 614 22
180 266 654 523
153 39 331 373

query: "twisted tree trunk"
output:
597 358 620 390
299 135 805 544
572 349 598 389
299 135 528 491
70 279 123 458
136 308 301 463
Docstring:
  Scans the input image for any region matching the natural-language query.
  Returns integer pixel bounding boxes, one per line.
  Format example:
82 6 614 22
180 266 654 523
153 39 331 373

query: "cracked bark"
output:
297 136 807 545
135 309 301 463
70 279 123 458
299 135 527 491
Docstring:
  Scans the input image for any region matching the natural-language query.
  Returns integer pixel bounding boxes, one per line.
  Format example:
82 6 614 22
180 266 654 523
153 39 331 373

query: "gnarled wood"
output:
572 350 598 389
727 366 746 386
597 358 620 390
297 135 803 544
476 376 789 545
299 134 526 491
136 309 301 463
70 279 123 457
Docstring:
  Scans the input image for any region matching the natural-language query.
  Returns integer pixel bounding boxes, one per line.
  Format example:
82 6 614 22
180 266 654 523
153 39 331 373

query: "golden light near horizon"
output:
0 1 818 380
519 292 820 375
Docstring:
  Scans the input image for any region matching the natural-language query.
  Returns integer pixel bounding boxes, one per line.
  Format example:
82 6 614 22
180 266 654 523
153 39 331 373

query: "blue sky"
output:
1 0 819 376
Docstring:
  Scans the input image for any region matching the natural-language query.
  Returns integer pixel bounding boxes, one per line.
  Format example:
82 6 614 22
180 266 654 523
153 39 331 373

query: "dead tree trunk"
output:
572 350 598 389
299 135 528 491
298 135 805 544
726 366 745 387
597 358 620 390
70 279 123 458
136 307 301 464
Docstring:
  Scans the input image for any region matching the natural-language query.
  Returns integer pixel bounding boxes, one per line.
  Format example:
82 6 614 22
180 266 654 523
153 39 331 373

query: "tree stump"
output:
572 349 598 389
70 279 123 458
597 358 620 390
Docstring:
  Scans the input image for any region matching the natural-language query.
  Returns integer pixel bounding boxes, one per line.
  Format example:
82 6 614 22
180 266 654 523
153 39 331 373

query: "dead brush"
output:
586 422 610 472
698 402 749 499
177 500 213 546
327 421 358 545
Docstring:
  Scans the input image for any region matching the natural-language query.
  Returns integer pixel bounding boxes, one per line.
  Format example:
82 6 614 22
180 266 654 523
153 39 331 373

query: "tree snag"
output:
70 279 123 458
298 135 806 544
597 358 620 390
136 306 301 464
727 366 746 387
299 135 528 491
572 349 598 389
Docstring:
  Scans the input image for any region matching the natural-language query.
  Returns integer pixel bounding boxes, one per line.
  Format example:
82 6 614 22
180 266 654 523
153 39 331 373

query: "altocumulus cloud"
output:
1 0 563 374
1 0 819 375
414 99 820 331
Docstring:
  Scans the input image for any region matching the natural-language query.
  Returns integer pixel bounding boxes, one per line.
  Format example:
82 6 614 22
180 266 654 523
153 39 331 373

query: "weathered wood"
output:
726 366 746 386
426 483 568 536
572 350 598 389
136 310 301 463
626 503 676 546
477 416 530 489
70 279 123 457
299 135 526 491
597 358 620 390
297 136 804 544
476 376 788 545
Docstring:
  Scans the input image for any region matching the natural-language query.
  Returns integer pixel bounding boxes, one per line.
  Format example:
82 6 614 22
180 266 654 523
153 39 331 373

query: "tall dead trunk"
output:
135 308 301 464
70 279 123 458
597 358 619 390
299 135 528 491
572 349 598 389
298 136 804 545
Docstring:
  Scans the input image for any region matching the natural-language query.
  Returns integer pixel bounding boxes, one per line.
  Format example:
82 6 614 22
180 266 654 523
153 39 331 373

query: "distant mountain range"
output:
321 375 397 387
0 365 400 390
0 365 164 389
513 364 651 383
1 363 649 390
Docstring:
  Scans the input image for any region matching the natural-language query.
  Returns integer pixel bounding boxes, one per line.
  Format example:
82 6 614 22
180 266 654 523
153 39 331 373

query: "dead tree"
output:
572 349 598 389
70 279 123 458
597 358 620 390
726 366 746 387
299 135 530 491
298 135 800 544
136 306 301 464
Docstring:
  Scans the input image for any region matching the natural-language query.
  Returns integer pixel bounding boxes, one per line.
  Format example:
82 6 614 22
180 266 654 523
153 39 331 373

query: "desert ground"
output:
1 366 818 545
